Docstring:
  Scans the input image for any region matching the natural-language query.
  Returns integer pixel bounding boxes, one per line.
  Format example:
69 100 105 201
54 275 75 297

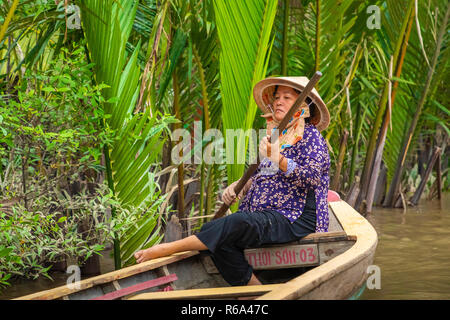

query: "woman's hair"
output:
273 85 301 96
272 85 319 125
306 102 319 125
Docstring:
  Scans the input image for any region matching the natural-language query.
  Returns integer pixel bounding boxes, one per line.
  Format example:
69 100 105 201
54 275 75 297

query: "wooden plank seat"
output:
298 230 350 243
128 284 281 300
91 274 178 300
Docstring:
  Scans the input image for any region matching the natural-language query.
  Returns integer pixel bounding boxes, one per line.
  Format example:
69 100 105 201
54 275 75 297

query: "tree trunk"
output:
410 147 441 205
367 6 415 212
172 72 186 233
330 130 348 191
374 163 387 206
281 0 290 75
359 0 415 209
80 255 101 276
366 126 387 214
348 100 366 187
345 178 360 208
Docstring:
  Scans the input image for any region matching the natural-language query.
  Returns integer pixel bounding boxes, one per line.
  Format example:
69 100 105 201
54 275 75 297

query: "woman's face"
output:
273 86 299 122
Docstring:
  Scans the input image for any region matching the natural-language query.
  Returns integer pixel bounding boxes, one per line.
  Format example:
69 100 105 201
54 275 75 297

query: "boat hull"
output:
14 199 377 300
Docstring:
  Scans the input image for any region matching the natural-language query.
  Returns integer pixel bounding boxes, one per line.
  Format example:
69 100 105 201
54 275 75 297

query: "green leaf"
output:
106 97 119 104
57 216 67 224
157 29 188 106
42 86 54 92
0 247 13 258
213 0 278 190
432 100 450 116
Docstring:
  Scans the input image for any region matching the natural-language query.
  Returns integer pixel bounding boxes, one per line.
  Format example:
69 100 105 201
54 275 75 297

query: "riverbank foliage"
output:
0 0 448 288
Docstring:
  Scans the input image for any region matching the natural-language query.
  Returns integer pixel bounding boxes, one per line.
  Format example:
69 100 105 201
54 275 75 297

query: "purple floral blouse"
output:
238 123 331 232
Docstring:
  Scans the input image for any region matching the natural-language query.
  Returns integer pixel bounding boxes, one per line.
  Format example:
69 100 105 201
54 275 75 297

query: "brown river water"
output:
360 193 450 300
1 193 449 300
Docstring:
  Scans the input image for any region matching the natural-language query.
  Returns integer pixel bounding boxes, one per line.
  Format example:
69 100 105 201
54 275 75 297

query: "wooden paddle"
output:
213 71 323 220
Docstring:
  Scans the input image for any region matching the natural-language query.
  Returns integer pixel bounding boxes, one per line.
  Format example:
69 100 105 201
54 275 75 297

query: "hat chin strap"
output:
261 101 312 125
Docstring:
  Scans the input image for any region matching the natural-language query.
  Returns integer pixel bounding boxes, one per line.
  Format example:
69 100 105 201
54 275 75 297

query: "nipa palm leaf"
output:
213 0 278 196
80 0 176 267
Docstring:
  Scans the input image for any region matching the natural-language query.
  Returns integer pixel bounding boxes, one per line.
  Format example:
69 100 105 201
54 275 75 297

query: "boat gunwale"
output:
13 251 199 300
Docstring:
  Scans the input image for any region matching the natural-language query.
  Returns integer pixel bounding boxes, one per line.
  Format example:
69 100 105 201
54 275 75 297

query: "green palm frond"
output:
283 0 368 98
0 1 69 81
80 0 176 268
213 0 277 195
191 17 223 219
0 0 20 44
157 29 188 108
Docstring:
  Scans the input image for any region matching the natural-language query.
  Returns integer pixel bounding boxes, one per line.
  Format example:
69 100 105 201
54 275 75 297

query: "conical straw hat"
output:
253 76 330 131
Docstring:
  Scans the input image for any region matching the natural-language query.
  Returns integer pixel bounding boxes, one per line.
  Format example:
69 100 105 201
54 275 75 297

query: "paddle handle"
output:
213 71 322 220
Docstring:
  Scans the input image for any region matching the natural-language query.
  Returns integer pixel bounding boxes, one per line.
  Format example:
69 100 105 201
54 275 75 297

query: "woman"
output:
134 76 331 287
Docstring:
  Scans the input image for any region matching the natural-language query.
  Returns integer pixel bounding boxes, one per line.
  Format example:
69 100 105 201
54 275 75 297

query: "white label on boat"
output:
244 244 319 270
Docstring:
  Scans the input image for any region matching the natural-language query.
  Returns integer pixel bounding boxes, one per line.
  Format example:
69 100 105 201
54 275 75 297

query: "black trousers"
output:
196 191 316 286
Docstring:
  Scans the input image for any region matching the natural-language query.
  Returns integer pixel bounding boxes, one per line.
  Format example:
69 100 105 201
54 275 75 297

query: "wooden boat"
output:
14 192 378 300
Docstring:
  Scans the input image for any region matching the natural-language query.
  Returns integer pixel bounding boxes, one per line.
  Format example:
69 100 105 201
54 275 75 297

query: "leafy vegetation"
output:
0 0 448 290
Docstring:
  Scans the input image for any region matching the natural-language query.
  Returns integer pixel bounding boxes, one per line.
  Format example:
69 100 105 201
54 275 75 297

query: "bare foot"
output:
134 244 169 264
247 273 262 286
134 236 208 264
